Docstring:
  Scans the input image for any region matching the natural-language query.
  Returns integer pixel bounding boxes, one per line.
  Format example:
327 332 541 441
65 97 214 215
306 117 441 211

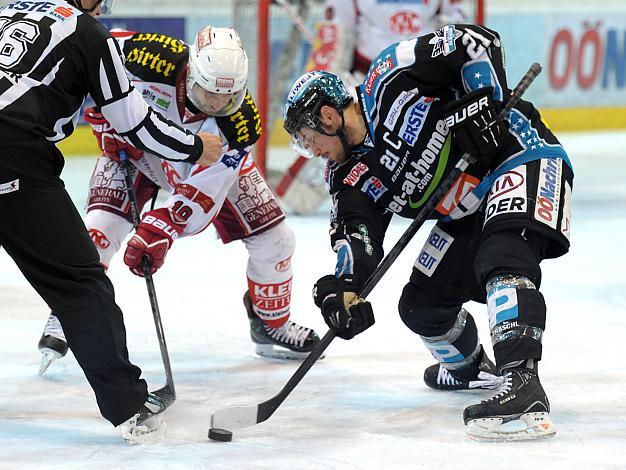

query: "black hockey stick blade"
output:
209 63 543 432
210 328 334 430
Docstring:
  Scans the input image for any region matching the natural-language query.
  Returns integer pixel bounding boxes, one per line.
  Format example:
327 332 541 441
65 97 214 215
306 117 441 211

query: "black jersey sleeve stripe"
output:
106 37 130 95
95 38 129 103
121 108 200 162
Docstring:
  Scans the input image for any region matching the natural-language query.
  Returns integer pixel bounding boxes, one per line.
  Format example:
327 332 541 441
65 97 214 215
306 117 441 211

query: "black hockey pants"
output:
0 131 147 426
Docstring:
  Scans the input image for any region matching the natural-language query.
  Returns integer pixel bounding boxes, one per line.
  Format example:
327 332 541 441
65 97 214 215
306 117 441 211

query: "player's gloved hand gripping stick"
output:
119 150 176 408
208 63 543 441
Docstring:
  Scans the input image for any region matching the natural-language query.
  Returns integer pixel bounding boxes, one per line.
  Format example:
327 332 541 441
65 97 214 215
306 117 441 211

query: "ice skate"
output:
244 291 322 360
464 367 556 441
424 348 501 391
120 393 167 443
38 314 68 375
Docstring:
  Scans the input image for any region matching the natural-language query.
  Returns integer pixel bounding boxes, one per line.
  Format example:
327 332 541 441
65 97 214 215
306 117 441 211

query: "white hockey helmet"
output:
186 26 249 117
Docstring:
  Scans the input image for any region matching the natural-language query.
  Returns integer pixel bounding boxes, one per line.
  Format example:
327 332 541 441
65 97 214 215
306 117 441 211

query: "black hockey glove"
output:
443 88 508 167
313 274 375 340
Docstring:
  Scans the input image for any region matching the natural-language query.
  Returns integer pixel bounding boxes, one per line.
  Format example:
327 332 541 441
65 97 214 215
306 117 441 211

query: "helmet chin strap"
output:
315 108 352 161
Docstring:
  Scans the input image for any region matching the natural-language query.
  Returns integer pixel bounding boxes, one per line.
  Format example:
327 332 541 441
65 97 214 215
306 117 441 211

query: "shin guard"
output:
487 275 546 372
420 308 482 378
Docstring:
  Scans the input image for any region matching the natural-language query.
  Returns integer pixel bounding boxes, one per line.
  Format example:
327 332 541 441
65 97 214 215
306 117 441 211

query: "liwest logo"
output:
287 71 319 103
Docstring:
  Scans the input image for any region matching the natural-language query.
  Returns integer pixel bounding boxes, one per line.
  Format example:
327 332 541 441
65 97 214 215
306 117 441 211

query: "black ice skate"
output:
120 393 167 443
424 348 501 391
244 290 321 360
38 314 68 375
463 367 556 441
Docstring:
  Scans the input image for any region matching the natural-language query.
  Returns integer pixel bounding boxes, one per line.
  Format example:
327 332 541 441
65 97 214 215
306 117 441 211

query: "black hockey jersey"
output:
326 24 572 288
0 0 201 162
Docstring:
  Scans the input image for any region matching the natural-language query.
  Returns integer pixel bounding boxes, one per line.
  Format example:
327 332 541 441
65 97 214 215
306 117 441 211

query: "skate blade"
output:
121 415 166 444
38 349 63 375
466 412 557 442
255 344 325 361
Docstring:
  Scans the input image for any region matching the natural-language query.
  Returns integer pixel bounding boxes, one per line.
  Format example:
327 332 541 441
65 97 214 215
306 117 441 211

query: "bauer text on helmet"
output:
187 27 248 117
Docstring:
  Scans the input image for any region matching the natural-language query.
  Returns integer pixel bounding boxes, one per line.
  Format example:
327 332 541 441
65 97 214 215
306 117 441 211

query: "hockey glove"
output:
83 107 143 161
443 88 508 167
124 208 186 276
313 274 375 340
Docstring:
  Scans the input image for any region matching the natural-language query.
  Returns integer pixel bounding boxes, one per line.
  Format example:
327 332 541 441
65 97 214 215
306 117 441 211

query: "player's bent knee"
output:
84 209 134 266
247 220 295 264
475 229 544 287
398 282 459 337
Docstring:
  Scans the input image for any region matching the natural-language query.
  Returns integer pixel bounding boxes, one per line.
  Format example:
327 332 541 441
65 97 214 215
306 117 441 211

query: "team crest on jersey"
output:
221 149 247 169
429 25 462 58
365 54 395 96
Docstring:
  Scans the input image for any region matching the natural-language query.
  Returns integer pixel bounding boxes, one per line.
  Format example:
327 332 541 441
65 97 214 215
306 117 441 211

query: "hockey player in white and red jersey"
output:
316 0 468 78
276 0 469 214
37 26 321 374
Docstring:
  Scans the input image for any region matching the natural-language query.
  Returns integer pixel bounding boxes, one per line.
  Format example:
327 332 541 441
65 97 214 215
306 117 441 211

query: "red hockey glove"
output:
312 274 375 340
124 208 186 276
83 106 143 161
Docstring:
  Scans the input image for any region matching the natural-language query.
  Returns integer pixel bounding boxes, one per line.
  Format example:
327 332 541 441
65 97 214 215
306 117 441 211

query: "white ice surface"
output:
1 131 626 469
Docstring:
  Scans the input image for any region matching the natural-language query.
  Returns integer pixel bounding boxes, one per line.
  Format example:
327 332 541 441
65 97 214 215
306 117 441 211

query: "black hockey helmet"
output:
283 71 353 158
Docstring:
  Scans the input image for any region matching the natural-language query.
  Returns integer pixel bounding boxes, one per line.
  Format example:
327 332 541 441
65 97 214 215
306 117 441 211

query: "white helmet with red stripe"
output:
186 26 249 117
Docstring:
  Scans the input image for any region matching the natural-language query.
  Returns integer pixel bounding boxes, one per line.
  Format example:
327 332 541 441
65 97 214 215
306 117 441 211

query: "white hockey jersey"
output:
323 0 468 73
108 30 263 236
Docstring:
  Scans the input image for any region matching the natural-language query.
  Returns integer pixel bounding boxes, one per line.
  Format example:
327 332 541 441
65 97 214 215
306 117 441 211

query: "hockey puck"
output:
208 428 233 442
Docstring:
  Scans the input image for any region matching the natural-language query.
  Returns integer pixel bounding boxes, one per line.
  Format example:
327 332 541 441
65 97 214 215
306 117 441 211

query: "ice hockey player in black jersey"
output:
283 24 573 441
0 0 223 441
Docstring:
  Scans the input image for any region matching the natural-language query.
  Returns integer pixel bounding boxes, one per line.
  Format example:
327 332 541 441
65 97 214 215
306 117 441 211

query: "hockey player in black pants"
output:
283 25 573 440
0 0 222 441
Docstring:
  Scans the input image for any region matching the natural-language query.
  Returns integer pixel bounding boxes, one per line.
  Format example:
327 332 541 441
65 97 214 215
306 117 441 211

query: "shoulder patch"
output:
216 91 262 150
364 51 396 96
429 25 463 58
122 32 187 85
